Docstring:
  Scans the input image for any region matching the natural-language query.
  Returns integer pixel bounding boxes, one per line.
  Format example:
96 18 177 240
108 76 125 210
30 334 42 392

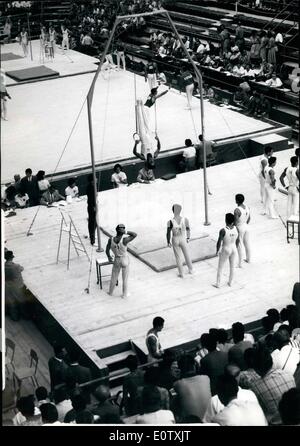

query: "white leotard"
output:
286 166 299 188
221 226 238 254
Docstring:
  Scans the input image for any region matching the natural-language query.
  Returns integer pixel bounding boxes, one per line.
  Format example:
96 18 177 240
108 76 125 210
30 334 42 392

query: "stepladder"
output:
56 210 90 269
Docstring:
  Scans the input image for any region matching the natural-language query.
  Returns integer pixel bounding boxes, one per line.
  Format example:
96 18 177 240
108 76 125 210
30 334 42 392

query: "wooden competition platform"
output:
4 149 298 372
1 52 291 183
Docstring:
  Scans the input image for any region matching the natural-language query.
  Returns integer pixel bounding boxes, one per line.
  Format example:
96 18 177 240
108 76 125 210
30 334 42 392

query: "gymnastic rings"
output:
133 132 140 142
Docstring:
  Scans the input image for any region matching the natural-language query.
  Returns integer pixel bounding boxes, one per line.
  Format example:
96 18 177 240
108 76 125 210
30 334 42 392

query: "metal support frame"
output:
26 13 33 61
86 8 210 237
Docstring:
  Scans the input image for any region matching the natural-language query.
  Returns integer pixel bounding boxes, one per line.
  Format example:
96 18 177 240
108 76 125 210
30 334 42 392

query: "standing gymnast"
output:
20 27 29 57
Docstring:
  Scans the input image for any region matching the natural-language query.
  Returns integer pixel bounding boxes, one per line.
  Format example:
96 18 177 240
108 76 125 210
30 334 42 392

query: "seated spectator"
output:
265 73 283 88
212 375 268 426
174 354 211 421
271 328 300 375
257 93 271 117
143 367 170 410
135 385 175 424
238 348 260 389
204 363 259 422
40 185 65 206
179 139 196 172
273 308 289 331
64 393 87 423
157 350 181 390
14 396 42 426
76 409 95 424
233 87 250 108
230 46 241 64
258 316 275 345
249 346 296 424
40 403 60 425
243 64 255 78
279 388 300 426
15 191 29 208
217 329 233 354
194 333 209 368
255 62 274 81
36 170 50 193
247 91 261 116
65 177 79 198
65 350 92 399
232 63 245 77
122 355 145 416
12 174 22 192
81 32 93 46
53 386 73 422
228 322 253 370
200 333 228 395
92 385 121 424
111 164 128 188
137 162 155 184
35 387 52 408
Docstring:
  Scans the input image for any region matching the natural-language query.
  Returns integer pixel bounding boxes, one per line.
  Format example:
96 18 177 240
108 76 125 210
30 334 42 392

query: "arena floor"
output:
4 149 298 363
1 43 275 183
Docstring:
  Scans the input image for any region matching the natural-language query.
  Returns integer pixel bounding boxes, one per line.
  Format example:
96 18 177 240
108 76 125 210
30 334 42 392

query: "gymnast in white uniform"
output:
234 193 251 267
214 213 239 288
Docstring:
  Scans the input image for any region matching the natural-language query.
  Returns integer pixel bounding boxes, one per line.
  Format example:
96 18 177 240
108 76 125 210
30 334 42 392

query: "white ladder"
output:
56 210 90 270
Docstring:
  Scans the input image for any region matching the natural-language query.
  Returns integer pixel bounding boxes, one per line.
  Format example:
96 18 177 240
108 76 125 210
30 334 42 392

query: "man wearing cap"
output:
5 250 28 320
106 224 137 298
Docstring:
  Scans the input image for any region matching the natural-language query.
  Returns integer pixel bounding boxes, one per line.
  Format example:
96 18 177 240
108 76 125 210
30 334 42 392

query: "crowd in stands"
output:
3 287 300 425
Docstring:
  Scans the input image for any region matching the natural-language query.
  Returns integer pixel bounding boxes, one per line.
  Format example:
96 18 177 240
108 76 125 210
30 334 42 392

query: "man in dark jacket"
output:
48 344 69 392
20 168 39 206
200 333 228 395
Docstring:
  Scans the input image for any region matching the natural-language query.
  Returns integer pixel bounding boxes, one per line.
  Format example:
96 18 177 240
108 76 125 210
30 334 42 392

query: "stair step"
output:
102 350 135 366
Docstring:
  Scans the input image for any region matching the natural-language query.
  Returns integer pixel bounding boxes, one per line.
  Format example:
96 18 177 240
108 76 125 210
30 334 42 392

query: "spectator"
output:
81 32 93 46
20 168 39 206
257 93 271 117
35 387 52 407
36 170 50 193
259 31 269 63
64 393 87 423
122 355 145 416
278 388 300 425
157 350 181 390
194 333 209 368
271 328 300 375
273 308 289 331
266 308 280 328
265 73 283 88
249 30 261 63
40 185 65 206
249 346 296 424
137 161 155 184
235 21 245 52
146 316 164 364
111 163 128 188
292 282 300 313
12 174 22 193
92 385 121 423
275 32 283 44
217 329 233 354
53 386 73 422
4 250 32 320
267 31 277 66
228 322 253 370
258 316 275 345
174 354 211 421
76 410 95 424
204 363 259 422
40 403 60 425
180 139 196 172
200 333 229 395
48 343 68 392
212 375 268 426
143 367 170 410
65 177 79 198
15 396 42 426
238 348 260 389
135 385 175 424
65 350 92 388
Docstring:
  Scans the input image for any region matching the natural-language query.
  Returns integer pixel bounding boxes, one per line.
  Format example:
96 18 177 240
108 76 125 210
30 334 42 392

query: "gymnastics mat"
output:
1 52 23 61
6 65 59 82
139 237 217 272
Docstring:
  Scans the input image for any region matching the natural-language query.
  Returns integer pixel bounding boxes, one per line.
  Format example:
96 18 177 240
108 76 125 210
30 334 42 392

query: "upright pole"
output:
86 19 120 253
164 10 210 225
87 96 102 252
27 13 33 61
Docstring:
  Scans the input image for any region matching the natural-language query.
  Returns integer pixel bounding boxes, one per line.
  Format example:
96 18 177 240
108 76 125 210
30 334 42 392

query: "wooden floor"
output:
1 55 275 182
3 148 298 364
